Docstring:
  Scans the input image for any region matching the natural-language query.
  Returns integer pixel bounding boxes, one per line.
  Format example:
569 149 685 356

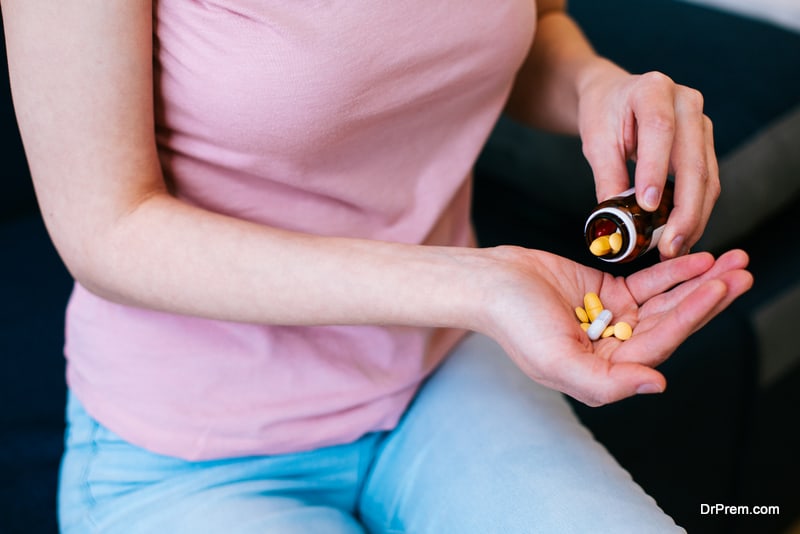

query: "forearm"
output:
71 192 491 330
2 1 490 332
505 9 624 133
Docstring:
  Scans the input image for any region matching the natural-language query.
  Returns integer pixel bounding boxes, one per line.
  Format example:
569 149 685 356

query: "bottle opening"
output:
584 210 634 262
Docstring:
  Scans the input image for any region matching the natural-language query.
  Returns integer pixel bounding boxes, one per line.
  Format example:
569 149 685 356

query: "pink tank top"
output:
64 0 536 460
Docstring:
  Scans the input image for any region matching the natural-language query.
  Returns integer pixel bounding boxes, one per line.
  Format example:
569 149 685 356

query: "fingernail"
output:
643 186 660 210
637 383 664 395
670 236 685 257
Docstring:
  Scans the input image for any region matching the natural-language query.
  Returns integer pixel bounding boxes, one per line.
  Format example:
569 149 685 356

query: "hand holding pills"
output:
481 247 752 408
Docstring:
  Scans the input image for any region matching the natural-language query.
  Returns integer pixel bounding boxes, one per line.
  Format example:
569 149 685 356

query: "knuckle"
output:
703 114 714 134
709 160 720 180
640 70 674 89
680 86 705 112
646 111 676 135
583 397 604 408
581 137 605 162
587 389 614 407
493 244 528 264
709 178 721 201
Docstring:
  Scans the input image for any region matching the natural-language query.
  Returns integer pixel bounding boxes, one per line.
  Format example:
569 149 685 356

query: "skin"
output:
1 0 752 407
508 1 719 259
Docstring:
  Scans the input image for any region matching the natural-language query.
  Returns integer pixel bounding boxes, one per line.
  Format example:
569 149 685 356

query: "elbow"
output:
40 190 169 307
48 225 130 305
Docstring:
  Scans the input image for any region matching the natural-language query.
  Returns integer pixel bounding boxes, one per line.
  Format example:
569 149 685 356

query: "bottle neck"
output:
584 207 637 263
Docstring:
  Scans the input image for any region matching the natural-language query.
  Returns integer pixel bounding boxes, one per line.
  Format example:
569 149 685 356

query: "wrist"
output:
415 245 505 333
574 57 628 105
458 245 549 339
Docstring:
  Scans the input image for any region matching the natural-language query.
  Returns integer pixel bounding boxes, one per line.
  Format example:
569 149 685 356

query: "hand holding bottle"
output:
576 63 719 259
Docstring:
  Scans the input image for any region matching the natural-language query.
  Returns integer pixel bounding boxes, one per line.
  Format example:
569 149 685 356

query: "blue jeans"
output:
58 333 685 533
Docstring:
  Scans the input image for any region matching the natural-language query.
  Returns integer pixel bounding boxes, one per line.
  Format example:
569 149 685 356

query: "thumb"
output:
558 354 667 407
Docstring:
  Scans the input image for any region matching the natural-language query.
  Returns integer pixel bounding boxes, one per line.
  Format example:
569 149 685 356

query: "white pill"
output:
586 309 613 341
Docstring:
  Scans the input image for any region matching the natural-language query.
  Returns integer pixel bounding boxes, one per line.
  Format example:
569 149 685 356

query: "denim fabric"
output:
59 333 684 533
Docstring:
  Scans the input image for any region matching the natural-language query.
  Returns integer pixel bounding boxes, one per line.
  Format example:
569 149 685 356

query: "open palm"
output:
484 248 753 406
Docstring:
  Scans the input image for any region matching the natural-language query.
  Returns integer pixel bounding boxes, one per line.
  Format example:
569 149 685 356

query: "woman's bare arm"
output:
2 1 752 406
507 0 719 260
1 0 488 328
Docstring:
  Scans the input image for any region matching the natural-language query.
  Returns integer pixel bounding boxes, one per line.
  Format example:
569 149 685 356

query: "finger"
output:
582 127 632 203
541 350 667 407
699 115 720 244
643 249 750 314
664 250 753 329
659 90 715 258
613 278 729 367
658 116 719 261
690 268 753 328
626 251 715 304
631 72 676 212
642 270 751 351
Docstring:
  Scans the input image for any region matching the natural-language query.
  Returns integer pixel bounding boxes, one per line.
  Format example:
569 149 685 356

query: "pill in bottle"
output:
584 181 674 263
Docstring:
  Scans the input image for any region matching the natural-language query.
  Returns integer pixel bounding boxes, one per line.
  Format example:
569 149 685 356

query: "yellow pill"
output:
583 292 603 322
601 325 615 338
609 232 623 254
614 322 633 341
575 307 589 323
580 322 590 332
589 235 611 256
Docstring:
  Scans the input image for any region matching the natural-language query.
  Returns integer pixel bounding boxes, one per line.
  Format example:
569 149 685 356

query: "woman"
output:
2 0 751 532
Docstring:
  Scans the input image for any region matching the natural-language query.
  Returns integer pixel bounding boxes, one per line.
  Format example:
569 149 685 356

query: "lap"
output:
58 394 377 534
58 333 684 533
358 333 685 533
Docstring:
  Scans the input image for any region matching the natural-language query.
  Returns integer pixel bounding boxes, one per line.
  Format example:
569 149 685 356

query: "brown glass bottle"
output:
584 181 674 263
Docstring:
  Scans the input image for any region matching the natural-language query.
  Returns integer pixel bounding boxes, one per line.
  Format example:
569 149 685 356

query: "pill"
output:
594 219 617 237
614 321 633 340
583 292 603 321
575 307 589 323
601 325 615 338
589 235 611 256
580 322 590 332
586 309 613 341
609 232 623 254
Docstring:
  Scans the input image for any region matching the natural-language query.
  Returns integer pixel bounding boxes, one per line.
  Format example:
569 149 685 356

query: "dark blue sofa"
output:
2 1 799 533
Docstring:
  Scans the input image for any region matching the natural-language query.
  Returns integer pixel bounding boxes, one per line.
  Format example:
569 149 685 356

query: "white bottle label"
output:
647 224 666 253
